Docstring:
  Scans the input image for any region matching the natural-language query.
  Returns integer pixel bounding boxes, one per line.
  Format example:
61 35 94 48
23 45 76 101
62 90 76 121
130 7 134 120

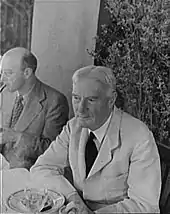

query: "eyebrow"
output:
72 93 99 99
88 96 98 99
2 69 13 72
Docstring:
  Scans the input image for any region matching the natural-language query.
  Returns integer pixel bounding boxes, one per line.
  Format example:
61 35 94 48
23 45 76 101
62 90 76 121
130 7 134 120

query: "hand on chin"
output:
76 117 88 129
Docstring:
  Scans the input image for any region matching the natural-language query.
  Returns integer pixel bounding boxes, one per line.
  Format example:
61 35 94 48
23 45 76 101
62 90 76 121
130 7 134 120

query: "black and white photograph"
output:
0 0 170 213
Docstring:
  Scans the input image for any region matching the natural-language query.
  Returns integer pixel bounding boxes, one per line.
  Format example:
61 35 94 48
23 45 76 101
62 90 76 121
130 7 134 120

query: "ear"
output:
23 68 32 79
108 91 117 109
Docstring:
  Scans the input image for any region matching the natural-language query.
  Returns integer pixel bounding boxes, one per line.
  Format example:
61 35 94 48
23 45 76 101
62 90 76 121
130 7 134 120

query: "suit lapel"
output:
87 107 123 178
14 79 45 132
78 128 89 181
2 90 16 128
69 124 88 188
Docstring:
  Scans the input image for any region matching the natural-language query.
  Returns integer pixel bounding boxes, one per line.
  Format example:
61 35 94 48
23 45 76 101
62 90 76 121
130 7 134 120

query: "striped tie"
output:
9 95 24 128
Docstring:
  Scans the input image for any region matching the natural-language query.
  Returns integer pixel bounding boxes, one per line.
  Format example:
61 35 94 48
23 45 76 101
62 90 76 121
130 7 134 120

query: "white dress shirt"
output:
17 83 35 106
88 112 112 151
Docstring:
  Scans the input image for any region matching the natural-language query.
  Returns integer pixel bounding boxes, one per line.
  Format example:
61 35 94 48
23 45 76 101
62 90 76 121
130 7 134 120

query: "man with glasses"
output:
0 47 69 169
30 65 161 213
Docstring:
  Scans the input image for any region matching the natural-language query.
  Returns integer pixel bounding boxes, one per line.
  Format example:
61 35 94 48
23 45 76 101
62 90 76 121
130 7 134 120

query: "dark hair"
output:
22 52 37 73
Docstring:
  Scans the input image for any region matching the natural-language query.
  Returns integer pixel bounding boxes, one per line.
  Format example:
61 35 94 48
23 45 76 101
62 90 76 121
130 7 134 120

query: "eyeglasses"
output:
1 69 14 78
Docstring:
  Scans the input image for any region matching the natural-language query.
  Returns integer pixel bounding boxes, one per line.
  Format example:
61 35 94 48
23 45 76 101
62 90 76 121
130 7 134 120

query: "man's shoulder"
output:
121 110 149 133
39 80 64 96
120 110 152 145
112 107 149 134
37 79 68 102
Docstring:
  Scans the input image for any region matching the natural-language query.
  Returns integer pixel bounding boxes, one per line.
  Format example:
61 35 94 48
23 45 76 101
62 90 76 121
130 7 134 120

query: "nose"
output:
0 74 3 83
78 99 87 114
1 72 4 80
1 73 7 82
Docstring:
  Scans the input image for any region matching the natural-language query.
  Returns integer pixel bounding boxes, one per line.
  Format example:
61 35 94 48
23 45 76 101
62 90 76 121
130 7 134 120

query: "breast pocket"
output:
103 172 129 203
104 172 128 189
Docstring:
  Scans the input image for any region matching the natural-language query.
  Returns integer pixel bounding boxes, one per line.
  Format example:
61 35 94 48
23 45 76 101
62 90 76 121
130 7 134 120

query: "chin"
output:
8 88 14 92
79 121 95 130
76 119 87 128
7 87 17 93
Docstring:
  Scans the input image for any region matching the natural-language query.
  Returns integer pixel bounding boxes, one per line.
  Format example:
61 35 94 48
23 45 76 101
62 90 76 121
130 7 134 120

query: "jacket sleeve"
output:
34 92 69 155
4 92 69 169
29 123 77 197
95 132 161 213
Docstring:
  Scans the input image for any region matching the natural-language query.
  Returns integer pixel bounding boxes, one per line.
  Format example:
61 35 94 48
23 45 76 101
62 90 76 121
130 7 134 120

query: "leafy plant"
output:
0 0 34 55
90 0 170 145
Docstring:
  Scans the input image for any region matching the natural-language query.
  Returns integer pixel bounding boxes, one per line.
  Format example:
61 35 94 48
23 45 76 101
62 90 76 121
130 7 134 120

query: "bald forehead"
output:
1 48 27 68
1 54 22 69
3 47 27 60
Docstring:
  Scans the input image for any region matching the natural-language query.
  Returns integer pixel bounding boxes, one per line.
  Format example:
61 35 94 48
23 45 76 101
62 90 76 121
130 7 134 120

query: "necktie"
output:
85 132 98 177
9 95 24 128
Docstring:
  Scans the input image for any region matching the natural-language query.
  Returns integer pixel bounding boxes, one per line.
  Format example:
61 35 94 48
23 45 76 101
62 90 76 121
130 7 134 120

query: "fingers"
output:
65 201 78 213
59 205 66 214
3 127 19 133
59 202 78 214
68 211 77 214
1 127 11 132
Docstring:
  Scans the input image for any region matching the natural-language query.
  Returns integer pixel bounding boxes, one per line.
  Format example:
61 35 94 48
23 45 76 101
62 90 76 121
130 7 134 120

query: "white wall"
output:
31 0 100 117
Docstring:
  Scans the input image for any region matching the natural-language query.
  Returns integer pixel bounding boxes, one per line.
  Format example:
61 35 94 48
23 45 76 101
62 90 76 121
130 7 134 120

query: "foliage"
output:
91 0 170 144
0 0 34 55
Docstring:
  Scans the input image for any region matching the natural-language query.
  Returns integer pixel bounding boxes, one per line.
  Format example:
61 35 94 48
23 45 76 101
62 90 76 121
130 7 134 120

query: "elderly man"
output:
30 65 161 213
0 47 69 169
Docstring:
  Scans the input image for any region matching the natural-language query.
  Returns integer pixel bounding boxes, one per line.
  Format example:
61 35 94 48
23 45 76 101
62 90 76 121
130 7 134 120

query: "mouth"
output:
77 115 89 119
4 82 10 87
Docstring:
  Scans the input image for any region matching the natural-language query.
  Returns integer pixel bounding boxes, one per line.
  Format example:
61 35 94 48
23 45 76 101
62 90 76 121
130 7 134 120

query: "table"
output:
0 168 31 213
0 168 66 213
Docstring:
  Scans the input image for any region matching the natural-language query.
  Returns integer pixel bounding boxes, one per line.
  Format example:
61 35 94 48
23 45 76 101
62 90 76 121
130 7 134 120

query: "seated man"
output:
0 47 69 169
30 65 161 213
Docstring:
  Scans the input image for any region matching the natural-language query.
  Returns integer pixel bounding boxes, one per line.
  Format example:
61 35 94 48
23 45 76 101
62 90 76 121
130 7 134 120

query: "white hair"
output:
72 65 116 95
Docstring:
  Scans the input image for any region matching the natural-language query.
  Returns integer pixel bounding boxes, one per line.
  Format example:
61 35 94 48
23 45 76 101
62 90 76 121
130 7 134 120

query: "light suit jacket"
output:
31 107 161 213
1 78 69 169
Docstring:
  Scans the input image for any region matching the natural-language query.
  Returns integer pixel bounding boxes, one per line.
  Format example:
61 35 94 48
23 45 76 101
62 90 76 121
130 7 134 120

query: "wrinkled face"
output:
72 78 115 130
1 56 26 92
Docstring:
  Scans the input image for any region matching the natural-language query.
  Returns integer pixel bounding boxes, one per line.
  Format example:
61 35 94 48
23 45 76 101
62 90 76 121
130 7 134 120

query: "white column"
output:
0 92 2 143
31 0 100 117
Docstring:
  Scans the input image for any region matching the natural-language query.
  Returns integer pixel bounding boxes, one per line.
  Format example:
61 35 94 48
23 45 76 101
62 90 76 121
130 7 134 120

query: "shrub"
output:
0 0 34 55
90 0 170 145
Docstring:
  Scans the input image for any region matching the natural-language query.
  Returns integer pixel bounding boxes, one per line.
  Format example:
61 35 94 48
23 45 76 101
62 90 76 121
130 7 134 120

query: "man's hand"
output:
1 127 22 156
1 128 38 169
59 192 94 214
2 127 22 144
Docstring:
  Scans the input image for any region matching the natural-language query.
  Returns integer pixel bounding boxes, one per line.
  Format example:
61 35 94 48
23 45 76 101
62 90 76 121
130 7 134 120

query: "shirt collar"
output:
17 83 36 105
88 111 112 145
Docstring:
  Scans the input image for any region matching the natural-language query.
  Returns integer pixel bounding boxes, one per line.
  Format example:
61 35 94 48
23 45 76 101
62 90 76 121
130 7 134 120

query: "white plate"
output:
6 188 65 213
